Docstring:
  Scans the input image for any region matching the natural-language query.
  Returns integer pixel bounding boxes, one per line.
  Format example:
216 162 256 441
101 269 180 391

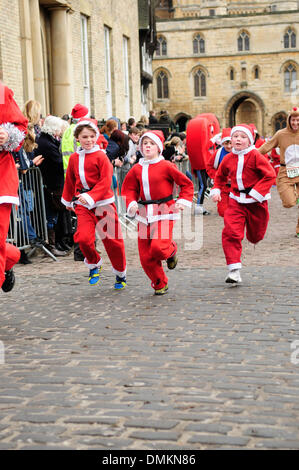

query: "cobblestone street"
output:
1 190 299 450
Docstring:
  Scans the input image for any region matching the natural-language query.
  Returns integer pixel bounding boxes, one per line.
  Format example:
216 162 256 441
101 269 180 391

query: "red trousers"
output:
74 204 126 277
138 220 176 290
217 186 230 218
0 204 20 288
222 198 269 270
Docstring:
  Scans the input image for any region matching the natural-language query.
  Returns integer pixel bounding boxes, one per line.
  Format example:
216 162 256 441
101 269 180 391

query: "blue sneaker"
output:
88 266 102 286
114 275 127 290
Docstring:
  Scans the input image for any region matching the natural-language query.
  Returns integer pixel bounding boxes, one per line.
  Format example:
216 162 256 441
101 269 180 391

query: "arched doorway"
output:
175 113 192 132
225 91 265 135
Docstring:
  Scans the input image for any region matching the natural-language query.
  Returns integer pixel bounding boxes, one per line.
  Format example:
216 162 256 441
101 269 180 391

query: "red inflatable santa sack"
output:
186 113 220 173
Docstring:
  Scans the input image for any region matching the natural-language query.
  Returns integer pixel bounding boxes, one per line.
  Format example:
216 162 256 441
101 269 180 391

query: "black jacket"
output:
34 132 64 190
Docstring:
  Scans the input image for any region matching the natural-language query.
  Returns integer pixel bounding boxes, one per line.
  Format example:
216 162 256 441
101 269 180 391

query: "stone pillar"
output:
19 0 35 102
29 0 46 113
49 6 72 116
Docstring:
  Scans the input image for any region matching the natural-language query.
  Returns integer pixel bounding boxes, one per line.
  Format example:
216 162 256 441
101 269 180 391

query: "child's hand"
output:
212 194 221 203
78 196 87 205
33 155 44 166
128 202 138 216
66 206 75 212
175 202 185 211
0 127 9 145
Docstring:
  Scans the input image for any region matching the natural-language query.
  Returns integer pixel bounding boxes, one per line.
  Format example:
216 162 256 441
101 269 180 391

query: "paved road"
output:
0 190 299 450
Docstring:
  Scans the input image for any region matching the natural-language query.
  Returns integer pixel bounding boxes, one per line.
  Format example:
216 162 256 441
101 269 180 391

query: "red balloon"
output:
187 113 220 172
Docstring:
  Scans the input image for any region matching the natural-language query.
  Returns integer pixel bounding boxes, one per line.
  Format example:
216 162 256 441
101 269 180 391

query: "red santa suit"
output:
121 131 194 292
0 83 28 288
210 124 276 272
206 128 231 217
61 125 126 277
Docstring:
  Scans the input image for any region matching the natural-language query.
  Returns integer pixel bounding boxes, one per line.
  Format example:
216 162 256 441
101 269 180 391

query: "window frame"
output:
194 69 207 98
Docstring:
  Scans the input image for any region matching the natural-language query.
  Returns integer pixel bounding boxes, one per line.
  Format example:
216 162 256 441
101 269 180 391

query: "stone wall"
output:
0 0 141 121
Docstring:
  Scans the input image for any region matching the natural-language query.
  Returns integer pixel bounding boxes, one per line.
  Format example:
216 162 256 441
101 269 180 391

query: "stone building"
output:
0 0 144 120
153 0 299 136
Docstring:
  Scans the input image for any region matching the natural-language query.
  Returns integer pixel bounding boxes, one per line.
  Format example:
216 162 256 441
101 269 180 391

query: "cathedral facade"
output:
153 0 299 136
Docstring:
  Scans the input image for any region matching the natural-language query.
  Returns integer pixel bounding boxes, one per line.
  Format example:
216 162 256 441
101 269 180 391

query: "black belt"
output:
72 188 91 202
138 194 173 205
239 187 252 195
280 163 286 167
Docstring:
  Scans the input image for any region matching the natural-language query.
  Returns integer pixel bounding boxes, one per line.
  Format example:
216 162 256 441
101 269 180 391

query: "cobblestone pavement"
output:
0 189 299 450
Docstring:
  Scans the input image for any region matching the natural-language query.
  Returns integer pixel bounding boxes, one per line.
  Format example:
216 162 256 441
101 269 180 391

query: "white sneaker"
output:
225 269 242 284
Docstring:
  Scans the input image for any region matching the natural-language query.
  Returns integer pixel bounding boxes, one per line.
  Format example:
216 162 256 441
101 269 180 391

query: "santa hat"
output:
74 118 99 139
231 124 255 146
249 123 258 135
221 128 231 145
140 130 165 155
71 103 89 119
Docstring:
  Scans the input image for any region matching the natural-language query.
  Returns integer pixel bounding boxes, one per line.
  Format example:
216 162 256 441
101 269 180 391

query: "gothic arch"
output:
225 91 265 134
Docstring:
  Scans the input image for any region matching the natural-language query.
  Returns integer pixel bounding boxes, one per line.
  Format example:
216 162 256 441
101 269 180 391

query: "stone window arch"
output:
229 67 235 80
194 68 206 97
193 33 205 54
272 112 287 132
284 27 296 49
253 65 260 79
156 36 167 57
238 31 250 52
156 69 169 99
284 63 297 92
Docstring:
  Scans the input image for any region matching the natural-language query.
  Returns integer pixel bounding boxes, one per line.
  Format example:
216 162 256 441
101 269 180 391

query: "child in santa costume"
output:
61 119 127 289
211 124 276 284
121 130 194 295
259 107 299 237
206 128 232 217
0 82 28 293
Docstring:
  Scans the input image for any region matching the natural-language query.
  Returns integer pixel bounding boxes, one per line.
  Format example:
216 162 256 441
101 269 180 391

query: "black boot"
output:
47 229 67 257
19 250 32 265
2 269 16 292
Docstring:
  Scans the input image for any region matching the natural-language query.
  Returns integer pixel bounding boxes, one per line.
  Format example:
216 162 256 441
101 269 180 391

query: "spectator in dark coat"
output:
34 116 69 256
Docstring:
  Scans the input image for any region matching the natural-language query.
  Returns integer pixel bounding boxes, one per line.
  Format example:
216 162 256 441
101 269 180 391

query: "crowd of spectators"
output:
12 104 189 265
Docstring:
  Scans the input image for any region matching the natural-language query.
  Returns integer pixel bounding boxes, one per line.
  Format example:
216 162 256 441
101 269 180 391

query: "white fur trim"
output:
140 132 163 155
74 120 99 139
229 192 271 204
80 192 95 208
78 152 89 190
236 154 245 191
0 195 19 205
249 188 264 202
228 263 242 271
84 257 103 270
112 267 127 277
176 198 192 208
61 197 72 208
214 148 223 169
231 126 254 145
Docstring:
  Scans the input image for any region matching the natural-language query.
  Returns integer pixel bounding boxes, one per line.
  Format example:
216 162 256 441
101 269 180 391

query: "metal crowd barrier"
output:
112 168 137 232
7 167 57 261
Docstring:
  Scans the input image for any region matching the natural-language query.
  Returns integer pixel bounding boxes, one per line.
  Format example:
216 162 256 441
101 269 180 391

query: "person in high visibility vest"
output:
61 104 89 176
